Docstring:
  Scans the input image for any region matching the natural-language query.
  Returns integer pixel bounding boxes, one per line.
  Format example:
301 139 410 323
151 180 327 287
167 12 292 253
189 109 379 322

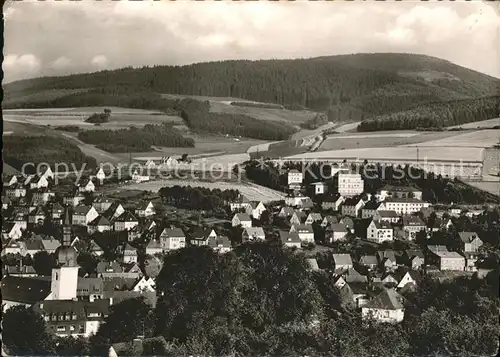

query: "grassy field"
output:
405 129 500 148
448 118 500 129
122 179 285 202
286 146 484 163
3 88 89 105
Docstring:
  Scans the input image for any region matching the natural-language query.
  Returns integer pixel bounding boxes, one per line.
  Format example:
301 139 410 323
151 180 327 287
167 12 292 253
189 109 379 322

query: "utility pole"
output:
416 146 419 163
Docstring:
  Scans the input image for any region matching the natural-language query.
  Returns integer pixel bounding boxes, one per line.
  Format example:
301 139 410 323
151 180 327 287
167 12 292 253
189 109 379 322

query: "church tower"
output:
50 207 79 300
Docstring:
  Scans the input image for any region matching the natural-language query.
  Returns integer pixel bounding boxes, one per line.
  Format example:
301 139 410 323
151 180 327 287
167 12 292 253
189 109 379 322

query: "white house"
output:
95 167 106 182
232 213 252 228
367 220 393 243
92 196 114 213
373 210 400 223
285 193 306 207
242 227 266 242
131 169 150 183
229 195 251 212
158 227 186 251
246 201 266 220
397 271 421 290
290 224 314 244
326 223 349 242
338 173 364 197
376 185 423 201
132 276 156 293
72 206 99 226
78 179 95 193
311 182 328 195
27 175 49 190
63 194 85 207
361 202 386 219
279 231 302 249
361 289 405 323
383 198 430 215
122 243 138 263
402 216 426 240
287 169 303 189
135 201 156 218
5 175 18 187
88 216 113 234
305 213 323 225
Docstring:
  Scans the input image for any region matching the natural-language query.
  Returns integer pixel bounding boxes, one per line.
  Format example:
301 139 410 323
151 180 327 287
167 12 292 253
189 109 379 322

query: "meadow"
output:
448 118 500 129
122 178 285 202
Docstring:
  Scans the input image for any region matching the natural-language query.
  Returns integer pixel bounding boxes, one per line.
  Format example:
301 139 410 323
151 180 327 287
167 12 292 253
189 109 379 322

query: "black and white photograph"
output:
1 0 499 356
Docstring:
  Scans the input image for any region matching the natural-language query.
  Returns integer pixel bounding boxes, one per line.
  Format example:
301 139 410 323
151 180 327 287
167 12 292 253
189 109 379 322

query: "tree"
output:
54 336 91 356
2 306 55 355
76 251 99 277
95 297 154 343
33 251 58 276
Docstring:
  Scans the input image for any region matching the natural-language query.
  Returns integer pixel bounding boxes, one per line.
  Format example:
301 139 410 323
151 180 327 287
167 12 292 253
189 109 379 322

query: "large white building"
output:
287 169 303 189
383 198 430 215
367 220 393 243
338 173 364 197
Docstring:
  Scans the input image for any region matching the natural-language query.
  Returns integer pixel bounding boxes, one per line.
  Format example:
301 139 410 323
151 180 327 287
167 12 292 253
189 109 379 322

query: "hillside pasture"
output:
122 179 285 202
402 129 500 148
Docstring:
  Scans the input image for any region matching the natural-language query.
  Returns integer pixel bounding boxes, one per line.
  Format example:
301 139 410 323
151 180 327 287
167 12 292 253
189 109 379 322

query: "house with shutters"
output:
135 201 156 218
232 213 252 228
114 211 139 232
72 205 99 226
242 227 266 242
402 215 426 240
158 227 186 251
326 223 349 242
279 231 302 249
361 289 405 323
367 220 393 243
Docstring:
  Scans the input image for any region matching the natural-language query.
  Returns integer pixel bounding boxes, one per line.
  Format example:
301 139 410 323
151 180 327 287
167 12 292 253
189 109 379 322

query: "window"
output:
65 314 70 321
70 325 75 331
55 272 58 280
72 313 77 320
57 326 66 332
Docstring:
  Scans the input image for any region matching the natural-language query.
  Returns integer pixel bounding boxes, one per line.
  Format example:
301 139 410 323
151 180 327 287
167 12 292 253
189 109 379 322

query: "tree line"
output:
3 242 499 356
3 135 97 171
77 123 194 153
357 95 500 131
158 185 240 213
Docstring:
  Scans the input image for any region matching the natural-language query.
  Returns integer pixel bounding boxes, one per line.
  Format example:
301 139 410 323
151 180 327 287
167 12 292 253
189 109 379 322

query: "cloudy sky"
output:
3 0 499 83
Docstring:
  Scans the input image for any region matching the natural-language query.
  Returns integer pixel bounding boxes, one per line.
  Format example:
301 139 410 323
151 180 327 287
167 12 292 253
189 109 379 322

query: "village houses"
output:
367 220 393 243
287 169 303 190
337 173 364 197
232 213 252 228
72 205 99 226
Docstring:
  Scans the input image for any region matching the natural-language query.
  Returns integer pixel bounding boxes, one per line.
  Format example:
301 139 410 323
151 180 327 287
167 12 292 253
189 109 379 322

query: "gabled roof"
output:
102 277 136 291
344 268 368 283
340 216 354 227
115 211 138 222
249 201 265 209
363 201 381 210
208 235 231 248
280 207 295 215
94 196 113 204
307 213 323 220
137 201 154 210
24 239 44 251
159 227 185 239
299 198 314 208
234 213 252 221
89 215 112 227
458 232 481 243
77 277 104 295
279 231 301 244
243 227 265 237
123 243 137 254
328 223 348 233
41 239 61 251
359 255 378 266
376 210 399 218
363 289 405 310
146 239 162 250
96 261 123 274
371 220 392 229
332 254 353 267
73 205 93 215
405 249 424 259
51 202 65 212
306 258 320 270
289 169 301 174
402 215 425 226
343 197 363 206
30 207 45 216
377 250 396 263
292 224 314 233
322 215 338 224
1 276 51 304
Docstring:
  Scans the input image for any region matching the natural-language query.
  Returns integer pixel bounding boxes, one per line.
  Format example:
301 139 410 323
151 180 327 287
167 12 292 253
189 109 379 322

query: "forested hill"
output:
5 53 500 130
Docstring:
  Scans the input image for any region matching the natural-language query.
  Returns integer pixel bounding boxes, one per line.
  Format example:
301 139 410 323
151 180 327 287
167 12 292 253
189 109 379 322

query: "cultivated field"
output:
448 118 500 129
3 107 183 131
404 129 500 148
122 179 285 202
285 146 485 163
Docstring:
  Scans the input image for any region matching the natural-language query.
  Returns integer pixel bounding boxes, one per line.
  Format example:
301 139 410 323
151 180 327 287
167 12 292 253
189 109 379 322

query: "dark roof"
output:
328 223 348 233
385 197 424 203
402 215 425 226
292 224 314 233
234 213 252 221
380 185 421 193
363 201 381 210
359 255 378 266
96 261 123 274
323 193 343 202
24 239 45 251
376 210 399 218
377 250 396 263
343 197 362 206
35 299 110 319
159 227 185 238
279 231 301 244
458 232 480 243
332 254 353 267
344 268 368 283
371 220 392 229
208 235 231 248
323 215 338 224
405 249 424 259
1 276 51 304
89 215 112 226
77 277 104 295
363 289 405 310
102 277 137 291
115 211 138 222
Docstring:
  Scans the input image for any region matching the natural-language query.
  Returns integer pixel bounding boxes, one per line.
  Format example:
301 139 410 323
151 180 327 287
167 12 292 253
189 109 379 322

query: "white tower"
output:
50 208 79 300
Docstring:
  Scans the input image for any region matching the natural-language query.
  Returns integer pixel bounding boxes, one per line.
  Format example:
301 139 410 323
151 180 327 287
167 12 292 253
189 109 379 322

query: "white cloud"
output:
91 55 109 68
51 56 72 70
3 53 41 72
